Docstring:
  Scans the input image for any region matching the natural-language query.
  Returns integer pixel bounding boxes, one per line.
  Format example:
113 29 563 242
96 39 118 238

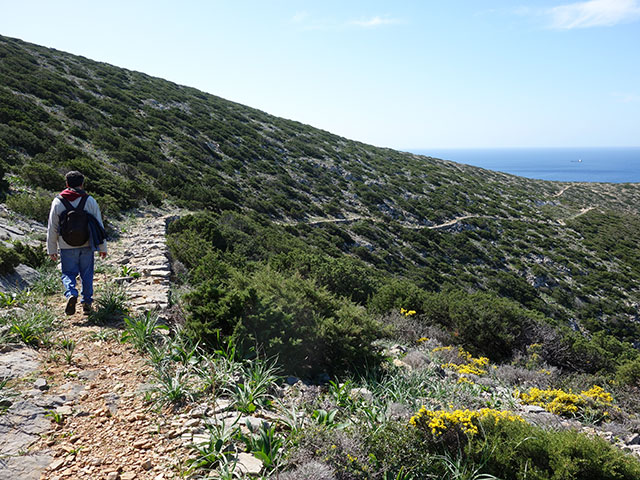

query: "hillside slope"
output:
1 33 640 367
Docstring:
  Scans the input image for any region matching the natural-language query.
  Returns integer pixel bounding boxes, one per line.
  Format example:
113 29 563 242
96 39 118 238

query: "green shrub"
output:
5 189 52 223
13 241 46 269
617 358 640 387
20 161 65 191
184 265 383 376
370 416 640 480
472 417 640 480
269 249 379 304
420 290 542 362
0 244 20 275
368 279 428 315
0 158 10 197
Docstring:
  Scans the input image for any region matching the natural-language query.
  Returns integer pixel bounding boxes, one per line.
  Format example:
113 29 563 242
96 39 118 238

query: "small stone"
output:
141 459 153 470
627 433 640 446
392 358 411 369
49 458 66 471
189 404 208 418
625 445 640 455
34 378 49 390
121 473 136 480
106 472 119 480
285 376 299 386
522 405 546 414
192 433 210 446
183 418 201 428
56 405 73 416
133 438 151 449
235 452 263 475
210 398 232 414
389 345 408 355
350 387 373 402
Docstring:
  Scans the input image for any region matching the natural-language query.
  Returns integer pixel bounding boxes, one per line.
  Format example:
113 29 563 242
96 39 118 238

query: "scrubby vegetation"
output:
2 33 640 478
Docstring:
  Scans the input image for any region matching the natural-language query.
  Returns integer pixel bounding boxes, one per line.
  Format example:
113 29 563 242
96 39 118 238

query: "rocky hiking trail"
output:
0 208 194 480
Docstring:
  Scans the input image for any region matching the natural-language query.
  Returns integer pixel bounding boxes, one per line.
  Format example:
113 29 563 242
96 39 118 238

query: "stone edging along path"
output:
107 210 176 315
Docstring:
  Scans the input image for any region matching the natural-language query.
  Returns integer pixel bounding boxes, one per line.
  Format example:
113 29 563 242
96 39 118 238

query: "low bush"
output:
184 265 383 377
13 241 47 269
20 161 65 191
5 189 52 223
369 411 640 479
616 358 640 387
0 244 20 275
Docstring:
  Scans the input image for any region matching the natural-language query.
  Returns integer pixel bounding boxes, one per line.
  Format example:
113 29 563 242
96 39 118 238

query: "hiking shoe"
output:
65 296 77 315
82 303 93 315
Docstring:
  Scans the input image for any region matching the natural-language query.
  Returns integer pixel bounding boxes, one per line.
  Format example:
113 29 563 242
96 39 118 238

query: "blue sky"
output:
1 0 639 149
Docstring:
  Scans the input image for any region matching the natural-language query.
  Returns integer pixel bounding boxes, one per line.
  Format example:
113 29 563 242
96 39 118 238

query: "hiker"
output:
47 171 107 315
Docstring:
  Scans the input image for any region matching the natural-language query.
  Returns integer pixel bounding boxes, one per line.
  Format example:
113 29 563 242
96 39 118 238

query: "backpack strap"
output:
76 195 89 211
57 195 89 211
57 196 74 211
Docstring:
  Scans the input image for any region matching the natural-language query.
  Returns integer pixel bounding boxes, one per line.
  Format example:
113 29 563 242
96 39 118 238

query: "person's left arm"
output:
86 196 108 257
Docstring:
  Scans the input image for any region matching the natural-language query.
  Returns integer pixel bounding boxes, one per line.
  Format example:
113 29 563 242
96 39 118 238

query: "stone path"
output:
107 210 176 315
0 206 184 480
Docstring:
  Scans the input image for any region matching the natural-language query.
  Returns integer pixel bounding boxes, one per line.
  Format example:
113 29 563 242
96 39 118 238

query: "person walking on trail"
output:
47 171 107 315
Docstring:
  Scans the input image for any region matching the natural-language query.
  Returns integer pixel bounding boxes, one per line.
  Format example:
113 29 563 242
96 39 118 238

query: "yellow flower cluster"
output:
457 376 475 385
518 385 613 417
581 385 614 404
438 346 490 376
400 308 417 317
410 407 524 437
416 337 429 344
432 346 453 353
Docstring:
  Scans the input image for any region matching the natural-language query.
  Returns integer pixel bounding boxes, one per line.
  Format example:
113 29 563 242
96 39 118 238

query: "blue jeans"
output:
60 247 95 304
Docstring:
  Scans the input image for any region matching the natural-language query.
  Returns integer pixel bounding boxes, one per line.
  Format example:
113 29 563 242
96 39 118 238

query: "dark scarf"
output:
59 188 87 202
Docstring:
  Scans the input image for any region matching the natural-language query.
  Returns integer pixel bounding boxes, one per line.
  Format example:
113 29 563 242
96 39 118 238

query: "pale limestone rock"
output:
235 452 263 475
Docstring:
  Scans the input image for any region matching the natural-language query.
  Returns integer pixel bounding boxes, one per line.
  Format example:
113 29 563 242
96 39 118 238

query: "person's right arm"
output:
46 199 59 261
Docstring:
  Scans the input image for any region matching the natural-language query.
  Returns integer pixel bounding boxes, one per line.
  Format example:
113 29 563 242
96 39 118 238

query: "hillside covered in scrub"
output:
2 33 640 372
2 33 640 479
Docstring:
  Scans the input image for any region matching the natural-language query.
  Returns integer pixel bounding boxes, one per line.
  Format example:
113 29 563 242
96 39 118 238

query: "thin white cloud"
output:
350 16 401 28
291 12 309 24
291 13 402 31
546 0 640 29
612 92 640 103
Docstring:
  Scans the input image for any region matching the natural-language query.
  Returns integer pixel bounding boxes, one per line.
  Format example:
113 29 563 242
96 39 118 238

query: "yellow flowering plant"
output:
410 407 525 439
434 346 490 378
518 385 614 420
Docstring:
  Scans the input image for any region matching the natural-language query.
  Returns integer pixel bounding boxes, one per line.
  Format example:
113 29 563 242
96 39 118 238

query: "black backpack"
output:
58 195 90 246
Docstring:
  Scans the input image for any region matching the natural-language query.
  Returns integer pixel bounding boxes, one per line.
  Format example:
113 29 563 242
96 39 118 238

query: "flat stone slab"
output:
0 347 40 380
235 452 263 475
0 264 40 293
0 452 53 480
0 400 49 455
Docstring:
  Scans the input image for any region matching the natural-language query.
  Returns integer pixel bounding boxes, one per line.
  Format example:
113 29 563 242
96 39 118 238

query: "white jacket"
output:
47 195 108 254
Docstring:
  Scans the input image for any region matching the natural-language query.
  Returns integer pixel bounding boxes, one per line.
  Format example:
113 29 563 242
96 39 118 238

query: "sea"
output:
408 147 640 183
